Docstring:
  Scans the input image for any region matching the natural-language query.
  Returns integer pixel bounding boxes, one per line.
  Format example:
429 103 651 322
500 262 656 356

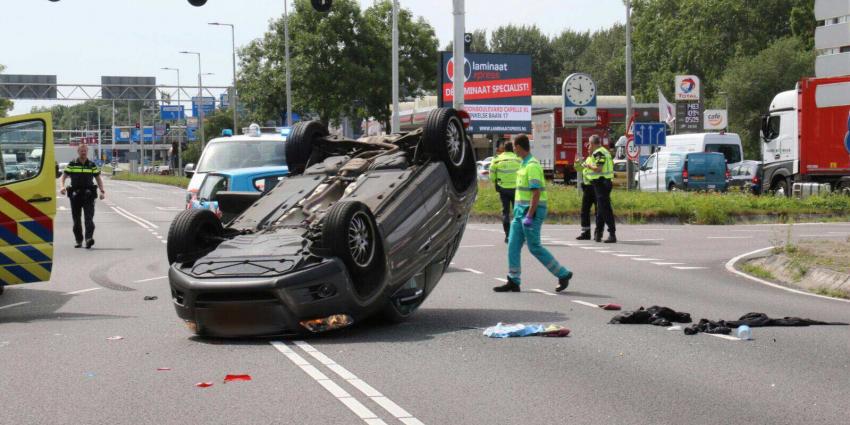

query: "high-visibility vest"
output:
586 147 614 181
575 155 595 185
515 156 548 206
489 152 522 189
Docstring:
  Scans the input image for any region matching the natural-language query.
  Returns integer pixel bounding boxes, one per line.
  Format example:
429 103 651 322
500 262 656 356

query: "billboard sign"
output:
675 75 701 101
160 105 184 121
438 52 532 134
703 109 728 130
0 74 57 99
192 96 215 116
676 101 704 133
102 76 156 101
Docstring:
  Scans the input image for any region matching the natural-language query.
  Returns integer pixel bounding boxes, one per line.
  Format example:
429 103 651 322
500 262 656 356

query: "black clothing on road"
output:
609 306 692 327
497 187 515 238
592 178 615 234
684 313 848 335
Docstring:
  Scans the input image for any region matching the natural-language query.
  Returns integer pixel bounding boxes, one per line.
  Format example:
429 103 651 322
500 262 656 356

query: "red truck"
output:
761 75 850 195
531 108 610 182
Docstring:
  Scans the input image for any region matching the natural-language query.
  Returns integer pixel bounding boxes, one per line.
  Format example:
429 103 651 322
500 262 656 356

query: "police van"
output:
0 113 56 295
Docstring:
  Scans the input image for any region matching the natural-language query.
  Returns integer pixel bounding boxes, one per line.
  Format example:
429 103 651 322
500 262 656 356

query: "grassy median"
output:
110 171 190 189
474 182 850 224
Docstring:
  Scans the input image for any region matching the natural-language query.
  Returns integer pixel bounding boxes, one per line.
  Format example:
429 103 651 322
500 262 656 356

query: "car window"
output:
197 139 287 173
0 120 45 184
766 116 781 140
643 155 656 170
705 144 741 164
198 174 228 201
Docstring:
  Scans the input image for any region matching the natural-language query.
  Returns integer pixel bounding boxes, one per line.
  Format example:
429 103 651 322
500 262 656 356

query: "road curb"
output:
725 246 850 303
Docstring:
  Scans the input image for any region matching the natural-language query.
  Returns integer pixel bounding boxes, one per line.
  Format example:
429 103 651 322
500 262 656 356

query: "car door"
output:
638 154 656 192
0 113 56 288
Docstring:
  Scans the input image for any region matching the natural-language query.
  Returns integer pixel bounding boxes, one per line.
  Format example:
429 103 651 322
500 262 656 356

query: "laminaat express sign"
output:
438 52 532 134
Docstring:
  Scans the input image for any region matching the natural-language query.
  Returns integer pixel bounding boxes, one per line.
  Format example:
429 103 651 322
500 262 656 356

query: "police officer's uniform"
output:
588 146 616 243
497 155 572 291
63 159 101 247
489 151 522 241
575 155 597 240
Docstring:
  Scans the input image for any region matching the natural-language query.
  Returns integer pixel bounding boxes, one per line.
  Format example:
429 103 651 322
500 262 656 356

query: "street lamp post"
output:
625 0 635 191
209 22 238 133
96 105 111 164
452 0 465 110
391 0 400 133
284 1 293 126
180 51 206 148
162 67 183 175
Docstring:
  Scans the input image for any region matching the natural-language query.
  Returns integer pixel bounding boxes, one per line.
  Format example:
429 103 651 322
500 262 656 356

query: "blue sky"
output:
3 0 625 114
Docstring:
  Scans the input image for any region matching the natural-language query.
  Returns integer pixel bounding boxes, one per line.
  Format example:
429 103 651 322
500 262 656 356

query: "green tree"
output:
202 108 236 142
0 65 13 117
549 29 591 90
489 24 557 94
790 0 816 49
719 37 814 158
574 25 626 96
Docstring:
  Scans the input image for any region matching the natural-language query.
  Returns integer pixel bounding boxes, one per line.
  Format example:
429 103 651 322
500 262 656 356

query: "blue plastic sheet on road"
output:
483 323 546 338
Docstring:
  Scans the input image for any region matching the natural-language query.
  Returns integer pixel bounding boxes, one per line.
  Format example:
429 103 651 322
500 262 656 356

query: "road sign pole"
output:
576 126 583 189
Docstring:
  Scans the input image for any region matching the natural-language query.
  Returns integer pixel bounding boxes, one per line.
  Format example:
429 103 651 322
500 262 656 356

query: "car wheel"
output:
423 108 475 189
772 178 789 197
286 120 329 175
166 209 224 264
323 201 381 276
668 182 678 192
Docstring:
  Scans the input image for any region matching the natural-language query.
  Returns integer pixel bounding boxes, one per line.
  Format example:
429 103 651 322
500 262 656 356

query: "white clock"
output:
564 73 596 106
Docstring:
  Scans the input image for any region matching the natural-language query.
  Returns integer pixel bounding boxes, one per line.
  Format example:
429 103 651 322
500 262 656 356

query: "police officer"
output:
586 135 616 243
493 134 573 293
574 138 597 240
60 145 105 249
489 141 522 242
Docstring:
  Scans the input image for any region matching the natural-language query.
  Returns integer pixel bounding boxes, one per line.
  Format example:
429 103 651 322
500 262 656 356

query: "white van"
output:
662 132 744 169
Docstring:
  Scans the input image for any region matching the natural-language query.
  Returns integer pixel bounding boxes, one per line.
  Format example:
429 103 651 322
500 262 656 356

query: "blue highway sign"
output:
634 122 667 146
160 105 184 121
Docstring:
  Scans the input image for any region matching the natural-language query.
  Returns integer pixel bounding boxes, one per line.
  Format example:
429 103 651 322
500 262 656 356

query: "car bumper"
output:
169 258 365 337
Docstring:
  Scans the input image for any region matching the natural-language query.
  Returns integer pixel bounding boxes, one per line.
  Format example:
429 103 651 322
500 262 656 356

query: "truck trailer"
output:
761 75 850 195
531 108 610 183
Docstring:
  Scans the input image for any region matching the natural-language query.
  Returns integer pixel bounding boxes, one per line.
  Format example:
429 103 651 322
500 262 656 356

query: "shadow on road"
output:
0 287 133 323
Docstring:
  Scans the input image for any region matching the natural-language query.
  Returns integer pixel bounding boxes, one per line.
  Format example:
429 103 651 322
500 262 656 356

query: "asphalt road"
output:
1 178 849 425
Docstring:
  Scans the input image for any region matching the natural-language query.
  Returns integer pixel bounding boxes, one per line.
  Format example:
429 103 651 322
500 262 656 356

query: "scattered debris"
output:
609 306 692 327
737 325 753 340
599 303 622 311
684 319 731 335
195 382 214 388
684 313 847 336
483 323 570 338
143 296 158 301
106 336 124 341
224 374 252 382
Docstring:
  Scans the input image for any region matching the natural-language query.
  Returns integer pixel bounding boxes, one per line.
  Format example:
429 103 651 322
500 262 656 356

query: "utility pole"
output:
209 22 238 133
452 0 465 110
391 0 400 133
284 0 293 126
625 0 635 191
162 67 183 175
180 51 205 147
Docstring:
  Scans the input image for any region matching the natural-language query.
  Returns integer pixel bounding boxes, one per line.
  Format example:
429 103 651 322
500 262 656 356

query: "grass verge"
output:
812 287 850 299
740 263 775 280
473 182 850 224
110 171 190 189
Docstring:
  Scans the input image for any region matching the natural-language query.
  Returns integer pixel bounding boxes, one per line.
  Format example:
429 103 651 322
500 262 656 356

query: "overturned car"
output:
166 108 478 337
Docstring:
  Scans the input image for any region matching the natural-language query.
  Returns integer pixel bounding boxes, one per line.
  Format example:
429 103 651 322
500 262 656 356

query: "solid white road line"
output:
707 236 752 239
652 262 684 266
613 254 641 257
113 206 158 229
133 276 168 283
707 333 741 341
673 266 708 270
529 288 556 296
571 300 599 308
64 287 101 295
293 341 424 425
631 258 663 262
270 342 388 424
458 245 495 248
725 246 850 304
0 301 30 310
462 268 484 275
110 207 150 230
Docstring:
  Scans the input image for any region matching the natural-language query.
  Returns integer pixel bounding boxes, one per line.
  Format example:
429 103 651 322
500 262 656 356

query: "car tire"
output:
772 178 789 197
423 108 475 188
668 182 678 192
166 209 224 264
286 120 329 175
322 201 381 278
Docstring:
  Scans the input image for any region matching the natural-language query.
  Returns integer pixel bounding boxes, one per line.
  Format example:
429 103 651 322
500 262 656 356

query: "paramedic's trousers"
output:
579 183 596 232
507 205 571 284
69 188 96 243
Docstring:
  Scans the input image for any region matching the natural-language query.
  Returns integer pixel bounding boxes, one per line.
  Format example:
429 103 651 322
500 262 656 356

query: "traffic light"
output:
311 0 332 12
135 122 140 129
165 123 171 132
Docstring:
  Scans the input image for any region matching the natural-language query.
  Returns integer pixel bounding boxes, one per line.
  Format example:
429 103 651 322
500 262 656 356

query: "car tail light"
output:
682 167 689 183
752 175 760 185
457 110 472 129
725 169 731 181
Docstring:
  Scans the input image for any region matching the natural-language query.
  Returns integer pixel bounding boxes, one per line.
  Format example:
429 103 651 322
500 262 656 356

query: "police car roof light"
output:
248 123 261 137
222 129 233 137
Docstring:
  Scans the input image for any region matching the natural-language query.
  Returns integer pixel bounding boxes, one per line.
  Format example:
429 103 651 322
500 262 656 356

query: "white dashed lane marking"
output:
571 300 600 308
0 301 30 311
134 276 168 283
462 268 484 275
529 288 556 296
673 266 709 270
652 262 684 266
613 254 641 257
631 258 663 261
64 287 101 295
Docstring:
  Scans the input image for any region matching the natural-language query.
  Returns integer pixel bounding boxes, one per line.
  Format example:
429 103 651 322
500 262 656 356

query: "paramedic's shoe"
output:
493 277 521 292
556 272 573 292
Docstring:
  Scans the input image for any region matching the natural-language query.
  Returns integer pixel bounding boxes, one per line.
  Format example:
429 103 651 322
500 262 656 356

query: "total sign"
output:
675 75 701 101
439 52 532 134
